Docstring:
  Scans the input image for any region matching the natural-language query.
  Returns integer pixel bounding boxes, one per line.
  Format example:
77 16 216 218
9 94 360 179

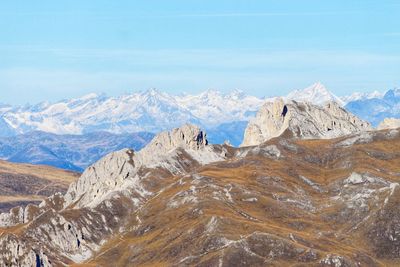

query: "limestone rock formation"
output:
241 99 371 146
64 124 222 208
377 118 400 130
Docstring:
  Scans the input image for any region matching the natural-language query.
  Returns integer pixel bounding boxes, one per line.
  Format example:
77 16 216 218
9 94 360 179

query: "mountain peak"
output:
229 89 246 99
341 90 384 103
241 98 371 146
141 124 209 157
146 88 161 96
310 81 326 90
286 82 344 106
384 87 400 99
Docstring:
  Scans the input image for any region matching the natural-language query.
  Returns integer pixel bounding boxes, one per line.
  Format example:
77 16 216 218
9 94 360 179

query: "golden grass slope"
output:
0 160 79 212
77 130 400 266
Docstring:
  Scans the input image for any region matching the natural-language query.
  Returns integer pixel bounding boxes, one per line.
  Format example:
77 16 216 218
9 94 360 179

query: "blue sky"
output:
0 0 399 104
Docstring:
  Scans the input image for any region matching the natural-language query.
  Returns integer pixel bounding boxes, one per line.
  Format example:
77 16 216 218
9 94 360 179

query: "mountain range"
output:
1 82 397 138
0 131 154 172
345 88 400 126
0 82 399 171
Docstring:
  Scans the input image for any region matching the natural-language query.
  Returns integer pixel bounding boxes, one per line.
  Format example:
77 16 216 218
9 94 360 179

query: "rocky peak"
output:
142 124 208 154
64 124 217 208
241 99 371 146
286 82 345 106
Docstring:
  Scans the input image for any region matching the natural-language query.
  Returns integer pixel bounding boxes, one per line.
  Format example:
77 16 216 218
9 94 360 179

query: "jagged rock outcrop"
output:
377 118 400 130
241 98 371 146
64 124 222 208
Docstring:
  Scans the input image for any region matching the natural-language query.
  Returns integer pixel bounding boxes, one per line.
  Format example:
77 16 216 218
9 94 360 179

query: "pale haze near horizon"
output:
0 0 399 105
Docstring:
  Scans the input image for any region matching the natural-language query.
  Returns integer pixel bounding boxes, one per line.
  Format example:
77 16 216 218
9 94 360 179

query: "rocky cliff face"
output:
63 124 221 209
241 99 371 146
378 118 400 130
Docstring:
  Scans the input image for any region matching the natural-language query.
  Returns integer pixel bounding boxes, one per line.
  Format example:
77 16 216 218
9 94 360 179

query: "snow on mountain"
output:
3 89 200 135
1 89 265 138
0 103 12 115
286 82 345 106
341 90 384 104
3 82 393 146
345 88 400 127
0 117 16 137
175 89 264 125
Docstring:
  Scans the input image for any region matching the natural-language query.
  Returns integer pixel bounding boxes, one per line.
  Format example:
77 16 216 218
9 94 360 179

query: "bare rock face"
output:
241 99 371 146
138 124 210 165
64 124 222 208
143 123 208 152
377 118 400 130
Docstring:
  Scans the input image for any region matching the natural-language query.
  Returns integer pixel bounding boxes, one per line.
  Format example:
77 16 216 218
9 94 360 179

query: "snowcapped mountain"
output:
0 82 397 146
345 88 400 126
341 90 384 104
5 83 349 139
285 82 345 106
0 103 12 115
175 89 264 125
2 89 263 138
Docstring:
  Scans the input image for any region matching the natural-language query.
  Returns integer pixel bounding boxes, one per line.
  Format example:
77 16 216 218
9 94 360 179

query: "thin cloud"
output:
0 10 361 19
167 11 360 18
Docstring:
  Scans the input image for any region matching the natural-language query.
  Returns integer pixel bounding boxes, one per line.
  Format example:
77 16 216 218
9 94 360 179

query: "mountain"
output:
175 89 264 125
241 98 371 146
0 117 16 137
341 90 384 104
2 89 263 135
0 131 154 172
0 83 342 141
1 82 397 147
285 82 345 106
345 88 400 126
0 124 400 266
0 159 78 213
0 89 265 147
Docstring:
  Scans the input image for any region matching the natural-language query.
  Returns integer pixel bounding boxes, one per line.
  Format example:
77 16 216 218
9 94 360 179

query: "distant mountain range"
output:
345 88 400 126
0 82 399 171
0 131 154 172
0 89 263 136
1 82 396 139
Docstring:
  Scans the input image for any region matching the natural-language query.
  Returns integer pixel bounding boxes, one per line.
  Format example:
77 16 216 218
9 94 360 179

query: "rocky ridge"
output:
0 124 226 266
241 98 372 146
